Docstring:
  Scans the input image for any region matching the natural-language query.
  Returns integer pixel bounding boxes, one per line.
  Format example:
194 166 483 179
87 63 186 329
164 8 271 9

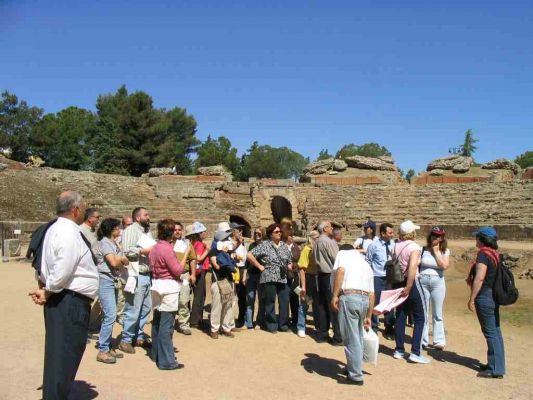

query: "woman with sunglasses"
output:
247 223 292 332
419 226 450 350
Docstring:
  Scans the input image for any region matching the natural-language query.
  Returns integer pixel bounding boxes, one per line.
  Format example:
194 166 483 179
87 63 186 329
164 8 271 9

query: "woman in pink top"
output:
149 219 186 370
393 220 429 364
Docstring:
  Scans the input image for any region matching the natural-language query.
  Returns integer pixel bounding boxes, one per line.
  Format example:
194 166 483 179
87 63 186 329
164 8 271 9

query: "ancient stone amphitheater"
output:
0 165 532 241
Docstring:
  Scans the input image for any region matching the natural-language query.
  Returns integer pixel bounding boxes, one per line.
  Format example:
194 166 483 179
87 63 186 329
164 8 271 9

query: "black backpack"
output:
492 256 519 306
26 219 57 274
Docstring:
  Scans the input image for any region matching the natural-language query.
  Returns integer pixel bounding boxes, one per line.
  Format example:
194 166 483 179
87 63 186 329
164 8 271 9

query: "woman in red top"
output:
149 219 186 370
189 221 209 329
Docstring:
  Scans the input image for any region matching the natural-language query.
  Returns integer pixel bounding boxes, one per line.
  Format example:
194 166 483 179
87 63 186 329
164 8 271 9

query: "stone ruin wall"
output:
0 167 532 241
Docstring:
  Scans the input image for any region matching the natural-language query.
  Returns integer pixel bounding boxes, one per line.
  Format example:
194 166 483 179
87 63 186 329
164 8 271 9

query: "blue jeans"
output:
98 276 117 352
151 309 178 369
297 273 320 332
371 276 395 333
121 274 152 343
395 277 426 356
245 273 261 328
419 274 446 347
338 294 369 382
475 288 506 375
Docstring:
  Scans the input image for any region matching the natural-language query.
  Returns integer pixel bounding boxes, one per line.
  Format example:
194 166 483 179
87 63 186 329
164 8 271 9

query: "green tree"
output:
461 129 478 157
335 142 391 159
0 91 43 162
195 135 240 174
238 142 308 181
515 151 533 169
31 107 96 170
405 169 416 183
91 85 199 176
316 148 333 161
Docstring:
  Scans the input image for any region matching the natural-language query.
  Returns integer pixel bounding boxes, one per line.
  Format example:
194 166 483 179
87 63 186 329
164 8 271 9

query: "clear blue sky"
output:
1 0 532 173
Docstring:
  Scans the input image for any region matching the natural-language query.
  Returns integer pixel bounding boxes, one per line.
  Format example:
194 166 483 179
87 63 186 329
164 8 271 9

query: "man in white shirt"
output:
29 191 99 400
331 244 375 386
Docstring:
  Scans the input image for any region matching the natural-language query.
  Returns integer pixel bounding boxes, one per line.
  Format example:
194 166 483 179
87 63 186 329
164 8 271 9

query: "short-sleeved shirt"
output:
297 244 317 275
419 247 450 277
333 249 374 292
250 240 292 284
96 237 123 279
353 236 376 251
476 252 498 288
174 239 197 273
193 240 210 271
393 240 422 275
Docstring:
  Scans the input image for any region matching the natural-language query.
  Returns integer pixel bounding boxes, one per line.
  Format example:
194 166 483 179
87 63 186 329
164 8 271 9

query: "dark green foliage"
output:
195 135 240 175
405 169 416 183
31 107 96 170
316 148 332 161
238 142 308 181
461 129 478 157
515 151 533 169
0 91 43 162
335 142 391 159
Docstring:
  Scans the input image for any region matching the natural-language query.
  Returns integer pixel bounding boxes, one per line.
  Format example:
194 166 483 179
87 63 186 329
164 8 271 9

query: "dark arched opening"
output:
229 215 252 238
271 196 292 224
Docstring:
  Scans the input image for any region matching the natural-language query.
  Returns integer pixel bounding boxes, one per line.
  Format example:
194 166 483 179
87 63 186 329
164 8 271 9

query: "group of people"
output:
29 190 507 398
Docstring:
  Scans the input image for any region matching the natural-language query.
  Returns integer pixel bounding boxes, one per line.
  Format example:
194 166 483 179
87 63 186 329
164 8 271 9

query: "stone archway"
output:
270 196 292 223
229 215 252 238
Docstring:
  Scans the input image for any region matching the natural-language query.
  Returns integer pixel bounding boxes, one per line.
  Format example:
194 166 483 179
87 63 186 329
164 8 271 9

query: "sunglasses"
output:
272 230 281 234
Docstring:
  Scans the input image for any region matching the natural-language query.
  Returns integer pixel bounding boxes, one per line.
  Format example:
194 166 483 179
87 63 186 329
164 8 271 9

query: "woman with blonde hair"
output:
393 220 428 364
296 230 320 337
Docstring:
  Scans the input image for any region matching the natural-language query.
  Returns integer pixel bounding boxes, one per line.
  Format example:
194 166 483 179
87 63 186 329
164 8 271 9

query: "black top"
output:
476 252 497 288
246 242 261 275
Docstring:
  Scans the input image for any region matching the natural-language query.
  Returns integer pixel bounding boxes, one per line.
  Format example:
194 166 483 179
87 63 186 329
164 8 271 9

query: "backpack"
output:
492 256 519 306
25 219 57 274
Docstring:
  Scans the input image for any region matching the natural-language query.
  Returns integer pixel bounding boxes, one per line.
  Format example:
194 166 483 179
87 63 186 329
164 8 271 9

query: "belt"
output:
63 289 93 303
341 289 370 296
138 271 151 276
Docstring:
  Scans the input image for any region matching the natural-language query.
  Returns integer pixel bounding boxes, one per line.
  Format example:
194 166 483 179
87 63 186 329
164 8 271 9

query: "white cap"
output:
399 220 420 235
217 222 231 232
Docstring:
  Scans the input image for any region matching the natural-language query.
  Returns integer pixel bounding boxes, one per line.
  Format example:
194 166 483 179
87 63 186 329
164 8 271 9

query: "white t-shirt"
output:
353 236 376 251
333 249 374 292
419 248 450 277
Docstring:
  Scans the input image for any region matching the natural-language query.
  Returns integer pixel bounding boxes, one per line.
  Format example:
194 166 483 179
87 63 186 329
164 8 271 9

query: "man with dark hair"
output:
29 191 99 399
119 207 154 354
366 222 396 338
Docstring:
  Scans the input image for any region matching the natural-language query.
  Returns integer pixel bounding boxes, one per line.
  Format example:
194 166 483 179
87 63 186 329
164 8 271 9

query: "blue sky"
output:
1 0 532 173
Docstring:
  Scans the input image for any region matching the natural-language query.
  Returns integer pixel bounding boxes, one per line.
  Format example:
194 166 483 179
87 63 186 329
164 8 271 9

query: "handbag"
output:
386 243 411 286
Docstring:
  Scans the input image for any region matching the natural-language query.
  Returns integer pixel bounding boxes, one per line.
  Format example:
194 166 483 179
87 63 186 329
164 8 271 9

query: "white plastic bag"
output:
363 328 379 366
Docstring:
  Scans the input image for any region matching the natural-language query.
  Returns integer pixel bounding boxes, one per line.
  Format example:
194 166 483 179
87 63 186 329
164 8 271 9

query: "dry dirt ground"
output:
1 240 532 400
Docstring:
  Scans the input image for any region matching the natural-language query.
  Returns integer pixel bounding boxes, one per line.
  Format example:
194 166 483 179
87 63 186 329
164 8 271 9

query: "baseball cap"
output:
399 220 420 235
430 226 446 236
473 226 497 240
362 220 376 230
229 222 244 229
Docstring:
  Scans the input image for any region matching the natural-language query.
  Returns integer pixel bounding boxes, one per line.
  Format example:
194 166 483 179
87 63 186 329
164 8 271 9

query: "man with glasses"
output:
244 227 265 329
313 220 343 344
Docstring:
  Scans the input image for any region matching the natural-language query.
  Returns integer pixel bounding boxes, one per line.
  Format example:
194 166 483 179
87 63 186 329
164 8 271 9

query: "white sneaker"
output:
393 350 405 359
408 353 431 364
297 330 306 338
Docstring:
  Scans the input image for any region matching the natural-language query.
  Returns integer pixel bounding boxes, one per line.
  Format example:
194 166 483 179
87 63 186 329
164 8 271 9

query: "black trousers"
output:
43 290 91 400
190 270 206 327
236 267 247 325
317 272 342 341
305 273 320 331
261 282 290 332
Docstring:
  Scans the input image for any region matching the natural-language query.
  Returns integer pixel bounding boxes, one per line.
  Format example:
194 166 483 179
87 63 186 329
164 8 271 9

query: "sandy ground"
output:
1 240 532 400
